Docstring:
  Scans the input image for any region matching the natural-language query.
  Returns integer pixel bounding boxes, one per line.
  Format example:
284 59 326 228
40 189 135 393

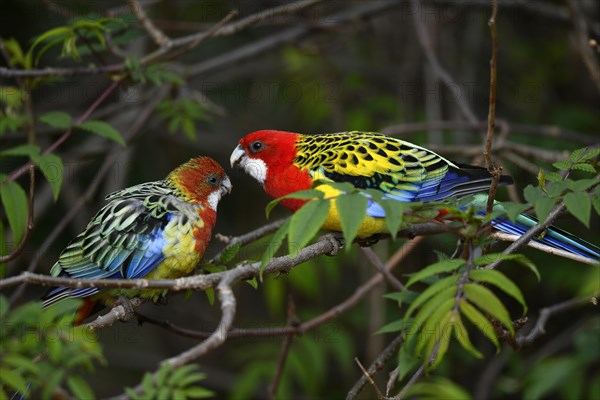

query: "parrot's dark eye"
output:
250 141 264 153
208 176 218 185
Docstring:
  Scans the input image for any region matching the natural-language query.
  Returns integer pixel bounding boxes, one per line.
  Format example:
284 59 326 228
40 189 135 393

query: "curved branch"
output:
0 224 444 291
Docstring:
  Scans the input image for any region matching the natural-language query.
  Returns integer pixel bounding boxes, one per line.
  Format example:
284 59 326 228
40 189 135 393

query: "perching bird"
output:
230 130 599 260
43 156 232 320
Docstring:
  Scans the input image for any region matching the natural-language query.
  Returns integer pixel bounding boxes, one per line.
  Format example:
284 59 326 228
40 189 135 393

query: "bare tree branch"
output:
127 0 171 48
346 334 404 400
268 296 299 400
361 247 405 291
516 295 597 347
409 0 479 124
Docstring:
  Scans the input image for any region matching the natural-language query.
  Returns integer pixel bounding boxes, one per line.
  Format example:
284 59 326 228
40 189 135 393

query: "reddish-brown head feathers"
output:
168 156 232 206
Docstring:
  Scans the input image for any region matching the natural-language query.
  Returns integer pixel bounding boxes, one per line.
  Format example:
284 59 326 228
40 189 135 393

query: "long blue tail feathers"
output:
492 215 600 260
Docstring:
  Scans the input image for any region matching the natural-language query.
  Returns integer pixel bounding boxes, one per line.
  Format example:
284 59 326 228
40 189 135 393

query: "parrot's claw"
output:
323 233 344 256
114 296 135 322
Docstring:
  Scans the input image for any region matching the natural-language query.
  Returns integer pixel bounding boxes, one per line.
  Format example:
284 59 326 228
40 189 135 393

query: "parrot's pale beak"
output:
230 145 245 169
221 176 233 195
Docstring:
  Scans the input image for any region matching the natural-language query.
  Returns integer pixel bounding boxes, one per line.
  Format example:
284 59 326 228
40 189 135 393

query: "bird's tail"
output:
468 193 599 261
492 214 600 261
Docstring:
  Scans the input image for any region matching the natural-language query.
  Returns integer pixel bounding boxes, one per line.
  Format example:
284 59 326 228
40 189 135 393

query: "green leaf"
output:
469 269 527 314
288 199 330 256
259 219 291 278
406 377 472 399
379 199 408 239
563 191 591 227
375 319 405 334
265 189 323 217
170 364 198 385
501 203 530 222
397 345 420 382
220 242 241 264
414 298 454 360
452 315 483 359
204 288 215 305
578 147 600 162
405 275 460 320
335 193 368 247
592 190 600 215
552 159 572 171
177 371 207 387
0 368 29 393
184 386 215 399
1 181 28 244
459 299 500 351
410 286 457 339
383 289 420 305
534 197 558 222
427 310 453 369
475 253 540 281
464 283 514 334
31 153 63 200
67 376 95 400
78 120 125 146
0 144 40 158
39 111 72 129
245 277 258 289
405 259 465 288
572 162 597 173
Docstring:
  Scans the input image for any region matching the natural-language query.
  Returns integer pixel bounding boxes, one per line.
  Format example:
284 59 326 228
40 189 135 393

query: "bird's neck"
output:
264 164 312 211
193 206 217 254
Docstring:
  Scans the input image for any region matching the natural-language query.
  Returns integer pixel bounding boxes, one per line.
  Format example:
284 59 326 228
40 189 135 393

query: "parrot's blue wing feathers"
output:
42 187 174 307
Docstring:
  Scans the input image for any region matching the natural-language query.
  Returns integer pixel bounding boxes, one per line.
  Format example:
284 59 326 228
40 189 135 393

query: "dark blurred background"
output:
1 1 599 398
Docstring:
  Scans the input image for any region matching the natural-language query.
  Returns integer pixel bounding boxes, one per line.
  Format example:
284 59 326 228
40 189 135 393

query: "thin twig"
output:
0 0 326 79
515 295 597 347
0 166 35 263
6 77 125 184
484 0 502 215
354 358 385 400
268 296 299 400
361 247 405 291
346 334 404 400
565 0 600 93
409 0 478 124
127 0 171 48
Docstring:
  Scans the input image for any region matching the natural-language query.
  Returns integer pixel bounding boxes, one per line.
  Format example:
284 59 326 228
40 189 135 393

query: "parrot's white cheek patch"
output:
242 158 267 184
207 191 220 211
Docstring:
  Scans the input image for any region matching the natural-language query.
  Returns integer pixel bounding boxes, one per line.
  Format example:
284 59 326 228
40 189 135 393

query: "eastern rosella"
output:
230 130 599 260
43 156 232 319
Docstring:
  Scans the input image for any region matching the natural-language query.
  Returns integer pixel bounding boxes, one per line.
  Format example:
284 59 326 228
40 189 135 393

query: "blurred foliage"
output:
0 296 104 399
1 1 599 399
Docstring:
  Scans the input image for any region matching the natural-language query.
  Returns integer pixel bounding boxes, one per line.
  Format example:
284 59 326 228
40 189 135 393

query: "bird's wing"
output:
293 132 512 217
43 184 192 305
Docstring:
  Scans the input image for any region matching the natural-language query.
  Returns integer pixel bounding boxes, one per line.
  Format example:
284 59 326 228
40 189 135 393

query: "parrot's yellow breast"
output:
316 184 387 237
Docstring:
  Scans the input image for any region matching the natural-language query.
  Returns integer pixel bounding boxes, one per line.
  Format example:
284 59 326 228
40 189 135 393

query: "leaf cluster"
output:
0 296 104 400
125 364 213 400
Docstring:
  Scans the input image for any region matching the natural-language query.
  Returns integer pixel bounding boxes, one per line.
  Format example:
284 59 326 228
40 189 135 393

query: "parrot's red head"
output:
168 156 232 209
230 130 313 210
